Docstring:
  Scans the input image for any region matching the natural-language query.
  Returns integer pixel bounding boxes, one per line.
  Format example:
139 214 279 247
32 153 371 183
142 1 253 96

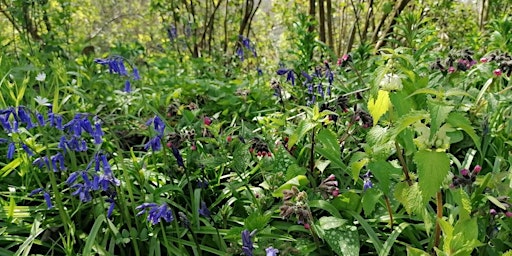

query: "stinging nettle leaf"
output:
368 90 391 126
414 150 450 204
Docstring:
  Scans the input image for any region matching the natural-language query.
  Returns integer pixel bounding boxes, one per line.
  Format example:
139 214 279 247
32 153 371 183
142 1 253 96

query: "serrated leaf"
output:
414 150 450 203
446 112 481 152
272 175 309 197
368 90 391 126
367 126 389 145
245 212 271 231
368 160 401 195
389 111 429 140
288 120 317 149
394 182 424 214
323 224 360 256
451 189 471 220
362 189 381 217
351 158 369 182
428 101 454 141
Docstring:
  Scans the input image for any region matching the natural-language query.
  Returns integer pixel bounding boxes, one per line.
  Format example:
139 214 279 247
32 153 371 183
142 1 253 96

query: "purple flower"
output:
144 136 162 151
107 198 115 219
363 171 373 191
167 25 177 42
136 202 174 225
7 142 15 159
276 68 289 76
124 80 131 93
21 143 33 156
241 229 254 256
29 188 52 209
266 247 279 256
18 107 35 129
171 145 184 167
199 201 211 219
36 112 45 126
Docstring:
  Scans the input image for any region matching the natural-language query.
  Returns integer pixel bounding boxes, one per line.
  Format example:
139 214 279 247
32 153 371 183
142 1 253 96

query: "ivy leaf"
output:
368 90 391 126
414 150 450 203
428 100 454 141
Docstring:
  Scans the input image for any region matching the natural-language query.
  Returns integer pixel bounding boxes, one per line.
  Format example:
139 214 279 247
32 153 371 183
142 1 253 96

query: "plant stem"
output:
309 127 316 176
394 141 412 186
384 195 394 228
433 191 443 251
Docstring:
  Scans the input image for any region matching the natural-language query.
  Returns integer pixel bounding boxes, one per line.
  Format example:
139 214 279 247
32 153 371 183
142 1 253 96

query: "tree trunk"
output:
374 0 411 50
318 0 326 43
308 0 316 33
361 0 374 42
326 0 334 49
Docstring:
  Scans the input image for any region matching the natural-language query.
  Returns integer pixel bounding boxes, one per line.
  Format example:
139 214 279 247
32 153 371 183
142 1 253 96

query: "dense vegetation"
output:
1 0 511 255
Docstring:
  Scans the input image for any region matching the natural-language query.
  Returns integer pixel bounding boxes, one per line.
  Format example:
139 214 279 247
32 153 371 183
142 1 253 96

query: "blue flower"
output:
241 229 254 256
92 119 104 145
266 247 279 256
146 116 165 136
199 201 211 219
363 171 373 191
167 25 177 42
36 112 45 126
106 198 115 219
18 107 35 129
171 145 184 167
144 136 162 151
133 67 140 80
21 143 33 156
124 80 131 93
29 188 53 209
7 142 15 159
136 202 174 225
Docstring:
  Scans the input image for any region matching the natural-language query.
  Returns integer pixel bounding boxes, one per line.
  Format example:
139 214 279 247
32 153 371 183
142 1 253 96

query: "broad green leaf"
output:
350 158 369 182
245 212 271 231
446 112 481 152
428 101 454 141
451 189 471 220
288 119 317 149
368 90 391 126
362 189 381 217
368 160 401 195
381 223 411 256
319 216 347 230
414 150 450 203
272 175 309 197
322 224 360 256
389 111 429 140
394 182 424 214
317 129 347 171
406 247 430 256
331 192 361 212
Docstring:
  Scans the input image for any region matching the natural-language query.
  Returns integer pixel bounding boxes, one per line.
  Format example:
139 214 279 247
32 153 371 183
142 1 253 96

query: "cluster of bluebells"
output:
431 49 477 74
94 56 140 93
144 116 165 151
237 35 258 61
450 165 481 188
279 186 313 229
481 51 512 77
66 152 120 218
318 174 340 198
136 202 174 225
0 106 39 160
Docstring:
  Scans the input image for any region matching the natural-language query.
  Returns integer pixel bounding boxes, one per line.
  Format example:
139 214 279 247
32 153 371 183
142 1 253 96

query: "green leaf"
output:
368 90 391 126
394 182 424 214
82 214 105 256
368 160 401 195
451 189 472 220
389 111 429 140
428 101 454 141
346 210 384 253
317 129 347 171
322 224 360 256
288 119 317 149
362 189 381 217
272 175 309 197
446 112 481 152
414 150 450 203
245 212 271 231
350 158 369 182
310 200 342 218
380 222 411 256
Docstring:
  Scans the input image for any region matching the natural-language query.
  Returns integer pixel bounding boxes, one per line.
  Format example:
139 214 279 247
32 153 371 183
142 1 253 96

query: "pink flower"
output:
448 66 456 73
480 57 488 63
304 223 310 229
473 165 481 174
490 209 497 215
203 116 212 126
460 169 469 176
494 69 502 76
332 188 339 197
505 212 512 218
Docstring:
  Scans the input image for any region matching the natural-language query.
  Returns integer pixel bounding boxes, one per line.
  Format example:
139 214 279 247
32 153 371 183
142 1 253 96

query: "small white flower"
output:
379 73 402 91
36 72 46 82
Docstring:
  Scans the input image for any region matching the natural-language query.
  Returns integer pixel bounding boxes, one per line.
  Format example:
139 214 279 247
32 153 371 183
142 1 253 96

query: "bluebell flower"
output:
50 152 66 171
146 116 165 136
17 107 35 129
236 47 245 61
144 136 162 151
92 118 104 145
276 68 289 76
178 211 190 228
199 201 211 219
286 70 295 86
123 80 131 93
133 67 140 80
58 136 67 153
33 156 50 169
106 198 115 219
100 154 112 175
12 120 18 133
0 114 12 132
171 145 184 167
29 188 53 209
36 112 45 126
196 179 209 188
241 229 254 256
71 183 93 202
7 142 15 159
66 171 80 185
21 143 33 156
317 83 324 98
136 202 174 225
257 67 263 76
302 71 313 83
266 247 279 256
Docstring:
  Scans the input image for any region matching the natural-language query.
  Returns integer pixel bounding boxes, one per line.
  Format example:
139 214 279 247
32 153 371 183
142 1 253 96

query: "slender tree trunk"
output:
337 4 347 55
374 0 412 50
246 0 262 37
223 0 229 53
308 0 316 33
319 0 326 43
346 18 357 54
326 0 334 50
361 0 374 42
